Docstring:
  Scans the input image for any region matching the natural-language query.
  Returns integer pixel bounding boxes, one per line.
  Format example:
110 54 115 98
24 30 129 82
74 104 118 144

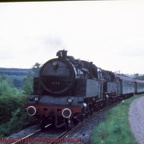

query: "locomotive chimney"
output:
56 50 67 58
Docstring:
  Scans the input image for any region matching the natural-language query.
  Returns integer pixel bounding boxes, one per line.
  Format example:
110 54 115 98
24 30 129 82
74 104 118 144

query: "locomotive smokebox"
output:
56 50 67 58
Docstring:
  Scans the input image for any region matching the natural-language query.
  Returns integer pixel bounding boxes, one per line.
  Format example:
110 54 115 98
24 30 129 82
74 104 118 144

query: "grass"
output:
91 94 144 144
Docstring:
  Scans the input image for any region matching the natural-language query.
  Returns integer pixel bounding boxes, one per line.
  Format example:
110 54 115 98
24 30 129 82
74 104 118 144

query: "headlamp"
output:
67 98 73 103
34 97 39 101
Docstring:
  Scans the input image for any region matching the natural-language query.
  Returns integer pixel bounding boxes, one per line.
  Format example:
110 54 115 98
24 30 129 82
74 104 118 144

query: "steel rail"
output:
11 123 51 144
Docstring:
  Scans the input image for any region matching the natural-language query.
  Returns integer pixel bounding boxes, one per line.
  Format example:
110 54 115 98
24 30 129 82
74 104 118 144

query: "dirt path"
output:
129 96 144 144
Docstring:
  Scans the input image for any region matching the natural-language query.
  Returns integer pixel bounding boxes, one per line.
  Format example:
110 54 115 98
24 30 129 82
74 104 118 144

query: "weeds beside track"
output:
91 94 144 144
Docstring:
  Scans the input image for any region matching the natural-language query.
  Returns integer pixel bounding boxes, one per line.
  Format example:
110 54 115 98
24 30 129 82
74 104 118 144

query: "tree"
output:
32 62 41 77
134 73 139 79
23 72 33 95
133 73 144 80
23 62 41 95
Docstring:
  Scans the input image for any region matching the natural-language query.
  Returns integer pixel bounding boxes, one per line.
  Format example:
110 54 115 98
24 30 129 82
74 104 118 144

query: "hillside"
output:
0 68 32 89
0 68 31 76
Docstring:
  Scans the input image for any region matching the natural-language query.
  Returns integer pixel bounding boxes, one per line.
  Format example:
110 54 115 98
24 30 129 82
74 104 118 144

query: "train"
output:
26 50 144 130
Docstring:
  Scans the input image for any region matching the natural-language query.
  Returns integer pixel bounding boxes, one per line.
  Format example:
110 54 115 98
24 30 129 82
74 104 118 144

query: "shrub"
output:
0 75 37 137
0 108 37 138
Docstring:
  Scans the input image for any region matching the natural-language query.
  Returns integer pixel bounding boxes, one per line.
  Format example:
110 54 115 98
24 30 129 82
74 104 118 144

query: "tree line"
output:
133 73 144 80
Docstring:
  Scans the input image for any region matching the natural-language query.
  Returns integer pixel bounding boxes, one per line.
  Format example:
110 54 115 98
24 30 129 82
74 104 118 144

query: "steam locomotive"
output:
26 50 144 129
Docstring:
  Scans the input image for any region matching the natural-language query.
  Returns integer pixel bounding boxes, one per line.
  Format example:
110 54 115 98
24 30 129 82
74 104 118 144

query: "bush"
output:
0 95 26 123
0 108 37 138
0 74 37 138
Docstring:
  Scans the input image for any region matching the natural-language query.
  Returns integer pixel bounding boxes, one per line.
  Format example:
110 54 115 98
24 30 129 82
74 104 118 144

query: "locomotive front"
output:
39 50 76 95
26 50 85 129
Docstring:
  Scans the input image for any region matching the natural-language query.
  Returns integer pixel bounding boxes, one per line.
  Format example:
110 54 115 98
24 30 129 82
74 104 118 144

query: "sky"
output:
0 1 144 74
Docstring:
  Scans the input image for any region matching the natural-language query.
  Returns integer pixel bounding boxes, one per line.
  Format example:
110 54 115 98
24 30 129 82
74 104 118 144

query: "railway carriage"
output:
116 75 135 98
134 80 144 94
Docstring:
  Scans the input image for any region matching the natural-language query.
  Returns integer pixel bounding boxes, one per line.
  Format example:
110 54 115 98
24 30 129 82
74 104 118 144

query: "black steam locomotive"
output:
26 50 144 129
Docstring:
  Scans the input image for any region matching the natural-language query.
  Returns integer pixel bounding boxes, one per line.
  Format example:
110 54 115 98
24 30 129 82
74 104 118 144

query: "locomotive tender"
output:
26 50 144 129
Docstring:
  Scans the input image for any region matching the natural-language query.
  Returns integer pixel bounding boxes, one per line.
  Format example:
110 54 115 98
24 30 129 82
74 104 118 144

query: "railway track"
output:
11 124 52 144
9 102 118 144
51 102 119 144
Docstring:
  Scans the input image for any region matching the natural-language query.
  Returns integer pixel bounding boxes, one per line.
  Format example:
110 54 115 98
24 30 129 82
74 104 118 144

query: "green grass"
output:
91 94 143 144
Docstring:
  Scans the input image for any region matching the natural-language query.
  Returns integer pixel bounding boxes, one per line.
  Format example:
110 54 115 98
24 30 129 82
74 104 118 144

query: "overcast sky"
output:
0 1 144 74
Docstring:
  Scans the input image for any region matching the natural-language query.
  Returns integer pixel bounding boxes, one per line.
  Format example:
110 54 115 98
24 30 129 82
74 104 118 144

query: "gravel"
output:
0 125 38 144
129 96 144 144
